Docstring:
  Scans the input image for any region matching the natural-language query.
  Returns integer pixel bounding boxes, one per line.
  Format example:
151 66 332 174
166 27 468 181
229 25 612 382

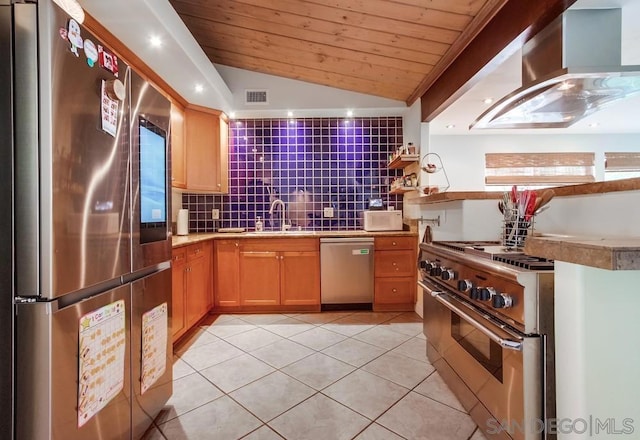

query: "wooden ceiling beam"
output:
416 0 578 121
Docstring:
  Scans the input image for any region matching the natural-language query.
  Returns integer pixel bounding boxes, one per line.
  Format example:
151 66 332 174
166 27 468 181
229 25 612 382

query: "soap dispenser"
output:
255 216 263 232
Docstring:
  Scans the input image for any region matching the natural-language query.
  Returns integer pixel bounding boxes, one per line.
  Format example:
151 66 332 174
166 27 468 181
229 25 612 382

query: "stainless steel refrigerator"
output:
1 1 173 439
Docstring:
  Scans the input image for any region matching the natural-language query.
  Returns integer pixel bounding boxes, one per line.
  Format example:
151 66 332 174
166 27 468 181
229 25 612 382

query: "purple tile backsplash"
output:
182 116 404 232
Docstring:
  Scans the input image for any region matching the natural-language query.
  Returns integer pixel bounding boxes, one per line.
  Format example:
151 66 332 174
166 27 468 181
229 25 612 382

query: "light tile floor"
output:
145 311 489 440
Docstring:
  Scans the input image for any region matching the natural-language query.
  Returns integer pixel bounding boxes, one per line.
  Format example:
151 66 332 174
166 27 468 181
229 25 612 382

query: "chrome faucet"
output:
268 199 290 231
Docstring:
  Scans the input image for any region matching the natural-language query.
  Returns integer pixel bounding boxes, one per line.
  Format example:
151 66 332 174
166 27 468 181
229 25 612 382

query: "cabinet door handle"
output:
392 262 397 266
392 288 397 293
392 241 397 246
195 248 201 254
235 242 239 247
280 256 284 260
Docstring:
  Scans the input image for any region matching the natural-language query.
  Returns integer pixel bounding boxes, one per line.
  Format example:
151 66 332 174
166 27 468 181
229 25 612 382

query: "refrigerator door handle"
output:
14 3 39 297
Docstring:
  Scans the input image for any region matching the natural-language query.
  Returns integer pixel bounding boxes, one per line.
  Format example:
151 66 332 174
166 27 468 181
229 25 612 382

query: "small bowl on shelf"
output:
422 163 438 173
423 186 440 195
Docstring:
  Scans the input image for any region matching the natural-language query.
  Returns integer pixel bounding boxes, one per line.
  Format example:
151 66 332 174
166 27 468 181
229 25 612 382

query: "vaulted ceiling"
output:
168 0 509 104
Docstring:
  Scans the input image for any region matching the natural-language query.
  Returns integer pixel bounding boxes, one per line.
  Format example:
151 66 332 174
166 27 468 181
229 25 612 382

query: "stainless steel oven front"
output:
421 279 544 440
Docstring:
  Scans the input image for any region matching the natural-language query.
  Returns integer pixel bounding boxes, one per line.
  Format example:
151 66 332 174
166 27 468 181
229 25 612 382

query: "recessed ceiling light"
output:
445 124 455 129
483 98 494 105
557 81 575 91
229 112 236 119
287 111 293 117
194 84 204 93
346 110 354 117
149 35 162 48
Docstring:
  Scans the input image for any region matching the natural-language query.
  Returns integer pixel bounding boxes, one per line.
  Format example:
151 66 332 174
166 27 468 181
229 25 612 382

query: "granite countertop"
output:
172 230 418 248
525 235 640 271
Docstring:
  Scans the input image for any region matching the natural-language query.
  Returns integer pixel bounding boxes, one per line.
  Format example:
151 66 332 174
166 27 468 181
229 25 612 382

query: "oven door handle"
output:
429 290 524 352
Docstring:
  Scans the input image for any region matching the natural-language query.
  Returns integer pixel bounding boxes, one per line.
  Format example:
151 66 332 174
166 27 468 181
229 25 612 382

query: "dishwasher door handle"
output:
320 238 375 244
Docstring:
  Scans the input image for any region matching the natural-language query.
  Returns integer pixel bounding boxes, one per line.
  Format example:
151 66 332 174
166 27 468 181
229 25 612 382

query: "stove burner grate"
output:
493 254 554 270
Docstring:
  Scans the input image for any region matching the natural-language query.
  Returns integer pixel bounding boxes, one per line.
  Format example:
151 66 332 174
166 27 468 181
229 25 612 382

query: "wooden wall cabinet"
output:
170 103 186 189
184 105 228 192
171 104 229 192
171 241 212 343
374 236 417 311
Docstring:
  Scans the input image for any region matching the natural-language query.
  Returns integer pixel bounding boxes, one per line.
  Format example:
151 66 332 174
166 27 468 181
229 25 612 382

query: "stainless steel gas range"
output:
419 241 555 440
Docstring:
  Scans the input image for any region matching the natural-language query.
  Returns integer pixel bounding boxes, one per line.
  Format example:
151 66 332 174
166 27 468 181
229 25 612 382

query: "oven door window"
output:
451 314 503 381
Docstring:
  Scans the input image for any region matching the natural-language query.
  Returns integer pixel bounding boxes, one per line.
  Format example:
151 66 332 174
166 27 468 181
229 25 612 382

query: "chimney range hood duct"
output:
471 8 640 129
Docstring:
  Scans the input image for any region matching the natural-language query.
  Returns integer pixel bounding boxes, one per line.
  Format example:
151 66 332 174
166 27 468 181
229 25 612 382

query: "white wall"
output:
427 133 640 190
554 262 640 439
215 65 408 118
402 100 423 149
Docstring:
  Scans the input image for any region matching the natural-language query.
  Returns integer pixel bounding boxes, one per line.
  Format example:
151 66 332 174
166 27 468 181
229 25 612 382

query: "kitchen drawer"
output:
172 247 187 264
241 238 318 252
375 236 415 251
374 277 415 304
375 250 415 277
187 241 211 261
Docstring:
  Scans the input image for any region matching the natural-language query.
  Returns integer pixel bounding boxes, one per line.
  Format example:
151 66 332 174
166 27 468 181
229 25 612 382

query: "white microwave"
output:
363 210 403 231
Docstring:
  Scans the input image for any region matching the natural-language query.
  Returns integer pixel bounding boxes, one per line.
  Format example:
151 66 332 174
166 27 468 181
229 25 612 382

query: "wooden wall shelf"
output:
387 154 419 170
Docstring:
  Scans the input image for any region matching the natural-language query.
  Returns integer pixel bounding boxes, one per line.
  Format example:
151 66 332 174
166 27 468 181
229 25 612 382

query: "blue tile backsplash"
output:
182 116 404 232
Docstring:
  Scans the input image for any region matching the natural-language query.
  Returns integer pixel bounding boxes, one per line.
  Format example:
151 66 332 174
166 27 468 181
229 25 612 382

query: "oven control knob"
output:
458 279 473 292
441 269 456 281
430 265 442 276
419 260 428 269
492 293 513 309
479 287 496 301
469 287 480 300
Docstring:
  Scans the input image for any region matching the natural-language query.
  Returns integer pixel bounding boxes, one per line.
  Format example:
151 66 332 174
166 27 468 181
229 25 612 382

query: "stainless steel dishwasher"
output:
320 237 374 308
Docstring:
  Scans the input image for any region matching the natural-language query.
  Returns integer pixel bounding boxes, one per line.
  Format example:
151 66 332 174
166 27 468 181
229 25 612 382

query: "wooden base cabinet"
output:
214 238 320 312
214 240 241 307
281 250 320 306
171 241 212 343
374 236 417 311
239 250 280 306
171 248 187 341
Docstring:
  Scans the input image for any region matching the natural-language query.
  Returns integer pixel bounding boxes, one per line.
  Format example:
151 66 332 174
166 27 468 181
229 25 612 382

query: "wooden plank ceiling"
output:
169 0 508 104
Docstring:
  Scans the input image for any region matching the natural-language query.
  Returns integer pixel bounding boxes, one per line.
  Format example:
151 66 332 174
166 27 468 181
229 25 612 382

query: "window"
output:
604 152 640 181
485 152 595 187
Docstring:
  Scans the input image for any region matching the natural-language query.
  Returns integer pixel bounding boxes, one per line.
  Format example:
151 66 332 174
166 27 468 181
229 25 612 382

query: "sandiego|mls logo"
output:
487 417 635 436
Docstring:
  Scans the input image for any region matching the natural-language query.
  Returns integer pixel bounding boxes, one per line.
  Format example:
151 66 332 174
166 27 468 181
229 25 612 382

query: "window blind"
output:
485 152 595 185
605 152 640 172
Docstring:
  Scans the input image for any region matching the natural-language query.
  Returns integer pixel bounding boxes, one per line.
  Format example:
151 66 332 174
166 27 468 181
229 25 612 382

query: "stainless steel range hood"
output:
471 8 640 129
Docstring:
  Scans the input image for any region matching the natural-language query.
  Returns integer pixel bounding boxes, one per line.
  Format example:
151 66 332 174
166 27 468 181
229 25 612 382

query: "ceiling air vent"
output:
245 89 268 105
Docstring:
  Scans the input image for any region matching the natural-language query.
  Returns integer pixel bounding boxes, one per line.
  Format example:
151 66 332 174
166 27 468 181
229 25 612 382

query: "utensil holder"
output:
502 208 534 249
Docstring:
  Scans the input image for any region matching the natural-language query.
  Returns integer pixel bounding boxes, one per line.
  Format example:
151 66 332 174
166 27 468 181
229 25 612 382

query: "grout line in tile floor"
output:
145 311 487 440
